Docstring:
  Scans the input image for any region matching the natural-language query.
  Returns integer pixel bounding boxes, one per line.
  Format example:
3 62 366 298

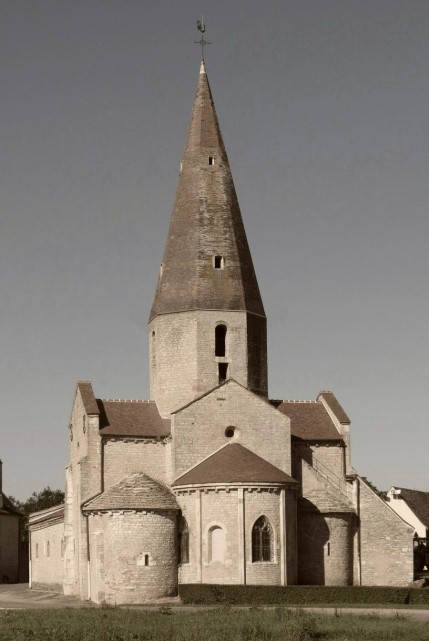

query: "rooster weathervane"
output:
195 17 211 60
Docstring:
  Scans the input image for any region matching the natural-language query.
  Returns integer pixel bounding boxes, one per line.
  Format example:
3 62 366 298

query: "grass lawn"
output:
1 606 429 641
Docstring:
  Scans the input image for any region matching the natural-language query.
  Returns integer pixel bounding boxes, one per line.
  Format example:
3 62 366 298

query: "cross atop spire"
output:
195 17 211 60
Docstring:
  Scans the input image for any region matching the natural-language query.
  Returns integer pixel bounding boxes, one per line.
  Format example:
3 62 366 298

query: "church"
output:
28 60 414 604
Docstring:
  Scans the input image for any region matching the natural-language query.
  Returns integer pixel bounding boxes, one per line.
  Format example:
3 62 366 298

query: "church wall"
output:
30 521 64 592
293 443 345 479
201 490 240 584
150 311 263 417
286 489 298 585
103 439 168 488
357 479 413 586
88 514 105 604
100 510 178 604
176 487 294 586
245 490 282 585
172 381 291 481
297 511 354 586
64 389 102 599
0 513 20 583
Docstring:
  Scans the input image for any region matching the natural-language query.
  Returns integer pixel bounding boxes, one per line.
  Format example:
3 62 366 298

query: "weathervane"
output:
195 17 211 60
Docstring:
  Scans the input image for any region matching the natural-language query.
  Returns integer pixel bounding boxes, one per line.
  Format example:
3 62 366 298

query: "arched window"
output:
179 516 189 564
144 554 149 566
215 324 227 357
252 516 273 562
209 526 225 563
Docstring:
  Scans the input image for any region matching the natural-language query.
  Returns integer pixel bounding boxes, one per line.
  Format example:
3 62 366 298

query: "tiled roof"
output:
149 61 265 321
77 381 100 415
83 473 179 511
397 488 429 528
318 391 350 424
299 490 355 514
276 401 343 441
173 443 297 486
98 400 170 438
28 504 65 526
1 493 22 516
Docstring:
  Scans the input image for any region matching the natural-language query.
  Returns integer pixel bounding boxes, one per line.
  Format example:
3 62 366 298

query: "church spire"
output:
150 62 265 321
149 62 268 416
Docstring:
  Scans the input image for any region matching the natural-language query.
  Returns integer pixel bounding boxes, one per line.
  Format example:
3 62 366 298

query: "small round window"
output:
225 427 235 438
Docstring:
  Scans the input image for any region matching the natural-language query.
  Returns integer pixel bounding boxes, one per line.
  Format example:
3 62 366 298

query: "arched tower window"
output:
252 516 273 562
215 324 227 357
209 526 225 563
179 516 189 564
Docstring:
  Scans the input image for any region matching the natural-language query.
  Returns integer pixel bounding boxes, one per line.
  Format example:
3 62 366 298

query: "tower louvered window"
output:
252 516 273 562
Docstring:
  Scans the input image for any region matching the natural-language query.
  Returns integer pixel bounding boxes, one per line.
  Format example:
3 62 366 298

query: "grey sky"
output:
1 1 428 500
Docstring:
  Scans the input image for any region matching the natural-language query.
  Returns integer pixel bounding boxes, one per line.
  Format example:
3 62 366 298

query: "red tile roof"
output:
98 400 170 438
77 381 99 415
83 474 179 511
173 443 297 486
318 391 350 424
276 401 343 441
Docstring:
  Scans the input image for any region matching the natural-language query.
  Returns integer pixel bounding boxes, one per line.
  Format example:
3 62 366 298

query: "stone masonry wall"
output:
357 478 413 586
173 380 291 480
30 520 64 592
150 310 264 417
0 513 20 583
100 510 178 604
103 439 168 488
177 487 294 586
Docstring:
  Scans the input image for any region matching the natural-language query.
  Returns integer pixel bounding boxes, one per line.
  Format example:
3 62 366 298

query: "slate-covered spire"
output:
150 61 265 321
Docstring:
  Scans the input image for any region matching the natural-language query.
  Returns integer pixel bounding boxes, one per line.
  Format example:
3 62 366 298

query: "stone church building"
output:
29 61 414 603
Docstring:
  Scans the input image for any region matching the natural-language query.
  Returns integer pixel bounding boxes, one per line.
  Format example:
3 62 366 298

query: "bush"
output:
179 584 429 606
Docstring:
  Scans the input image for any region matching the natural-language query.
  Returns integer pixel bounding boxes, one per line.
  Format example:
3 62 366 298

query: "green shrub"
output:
179 584 429 606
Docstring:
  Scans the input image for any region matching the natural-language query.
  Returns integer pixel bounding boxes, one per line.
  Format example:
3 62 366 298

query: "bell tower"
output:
149 61 267 417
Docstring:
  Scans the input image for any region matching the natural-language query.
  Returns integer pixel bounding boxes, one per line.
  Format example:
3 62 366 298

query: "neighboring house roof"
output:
0 494 23 516
317 391 350 424
275 400 343 441
28 504 65 528
394 488 429 528
173 443 297 487
97 399 170 438
83 473 179 511
299 489 355 514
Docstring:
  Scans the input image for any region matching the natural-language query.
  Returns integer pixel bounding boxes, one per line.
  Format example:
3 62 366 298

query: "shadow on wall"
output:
297 502 329 585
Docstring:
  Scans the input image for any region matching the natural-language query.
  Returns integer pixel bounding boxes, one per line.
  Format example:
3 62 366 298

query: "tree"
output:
8 487 65 542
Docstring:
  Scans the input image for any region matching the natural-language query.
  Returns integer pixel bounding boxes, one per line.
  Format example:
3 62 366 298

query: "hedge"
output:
179 584 429 606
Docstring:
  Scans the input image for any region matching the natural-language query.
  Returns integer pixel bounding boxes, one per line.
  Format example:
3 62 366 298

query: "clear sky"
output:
1 1 428 500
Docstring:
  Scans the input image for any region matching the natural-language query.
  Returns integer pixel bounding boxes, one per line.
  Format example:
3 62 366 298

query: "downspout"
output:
86 514 91 600
28 527 32 589
356 478 362 585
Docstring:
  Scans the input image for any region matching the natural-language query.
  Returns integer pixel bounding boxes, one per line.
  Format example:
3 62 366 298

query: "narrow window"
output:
35 543 39 559
327 542 331 556
179 517 189 564
46 541 50 558
209 526 225 563
209 156 215 165
144 554 149 566
218 363 228 383
214 255 224 269
215 324 227 356
252 516 273 562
